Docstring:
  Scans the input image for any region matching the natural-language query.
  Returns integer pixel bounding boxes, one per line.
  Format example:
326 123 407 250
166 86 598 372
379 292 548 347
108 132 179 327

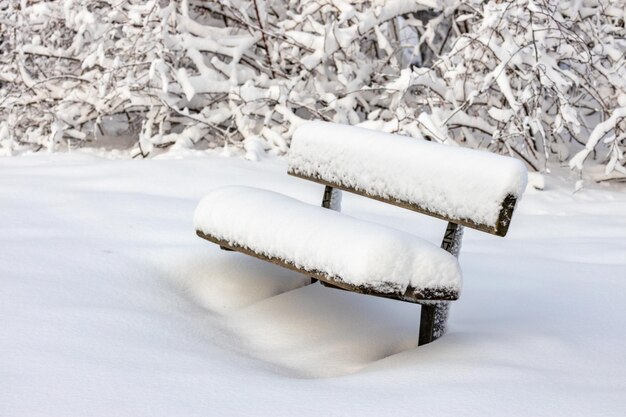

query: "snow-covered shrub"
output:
0 1 169 154
0 0 436 157
0 0 625 180
380 0 626 178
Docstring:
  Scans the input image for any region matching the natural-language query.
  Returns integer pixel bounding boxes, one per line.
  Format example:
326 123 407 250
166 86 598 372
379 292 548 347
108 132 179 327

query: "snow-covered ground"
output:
1 152 625 416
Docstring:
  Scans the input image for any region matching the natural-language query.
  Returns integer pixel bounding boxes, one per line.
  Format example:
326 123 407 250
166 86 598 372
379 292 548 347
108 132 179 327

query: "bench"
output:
194 121 527 345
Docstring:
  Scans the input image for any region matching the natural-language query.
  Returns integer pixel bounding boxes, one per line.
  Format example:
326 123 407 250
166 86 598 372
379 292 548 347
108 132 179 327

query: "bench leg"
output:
310 185 343 284
418 222 462 344
322 185 342 211
418 302 450 346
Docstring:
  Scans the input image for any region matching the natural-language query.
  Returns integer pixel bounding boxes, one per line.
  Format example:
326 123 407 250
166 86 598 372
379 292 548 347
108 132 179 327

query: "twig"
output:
252 0 275 79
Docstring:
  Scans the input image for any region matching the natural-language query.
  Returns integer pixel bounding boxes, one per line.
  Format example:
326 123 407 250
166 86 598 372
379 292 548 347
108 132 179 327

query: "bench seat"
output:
194 186 462 302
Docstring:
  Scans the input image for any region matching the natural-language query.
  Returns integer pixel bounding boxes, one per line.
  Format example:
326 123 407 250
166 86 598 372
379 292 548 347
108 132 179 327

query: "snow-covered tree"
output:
0 0 625 181
375 0 626 179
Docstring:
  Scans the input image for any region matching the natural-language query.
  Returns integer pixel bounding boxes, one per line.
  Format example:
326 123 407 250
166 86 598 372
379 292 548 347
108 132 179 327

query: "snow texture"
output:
1 153 626 416
288 121 528 229
194 186 461 294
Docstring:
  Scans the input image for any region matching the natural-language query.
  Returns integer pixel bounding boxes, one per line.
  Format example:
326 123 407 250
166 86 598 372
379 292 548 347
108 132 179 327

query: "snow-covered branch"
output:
0 0 624 180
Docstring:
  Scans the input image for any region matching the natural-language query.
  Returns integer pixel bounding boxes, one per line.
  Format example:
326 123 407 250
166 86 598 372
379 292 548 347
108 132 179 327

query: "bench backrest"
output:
287 121 527 236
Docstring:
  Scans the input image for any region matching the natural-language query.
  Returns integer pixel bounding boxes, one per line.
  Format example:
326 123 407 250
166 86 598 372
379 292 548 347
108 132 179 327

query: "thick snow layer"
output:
194 186 461 294
1 153 625 417
288 121 528 229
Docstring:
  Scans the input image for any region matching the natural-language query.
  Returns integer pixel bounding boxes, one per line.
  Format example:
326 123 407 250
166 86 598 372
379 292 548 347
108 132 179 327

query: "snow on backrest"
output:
287 121 528 236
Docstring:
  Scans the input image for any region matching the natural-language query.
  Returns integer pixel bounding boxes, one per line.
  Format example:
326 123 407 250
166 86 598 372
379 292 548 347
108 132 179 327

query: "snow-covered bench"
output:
194 121 527 345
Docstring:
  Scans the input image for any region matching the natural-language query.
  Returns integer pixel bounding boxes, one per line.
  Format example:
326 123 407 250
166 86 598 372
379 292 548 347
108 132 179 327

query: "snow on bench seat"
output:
194 186 462 300
288 121 528 236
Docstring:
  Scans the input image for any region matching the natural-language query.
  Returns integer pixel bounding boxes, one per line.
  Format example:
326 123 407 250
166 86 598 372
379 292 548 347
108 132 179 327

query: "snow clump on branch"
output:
0 0 624 180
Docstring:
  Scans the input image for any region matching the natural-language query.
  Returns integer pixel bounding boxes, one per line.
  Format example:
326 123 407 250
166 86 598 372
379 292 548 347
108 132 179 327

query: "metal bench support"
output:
309 185 343 284
418 221 464 345
321 185 342 211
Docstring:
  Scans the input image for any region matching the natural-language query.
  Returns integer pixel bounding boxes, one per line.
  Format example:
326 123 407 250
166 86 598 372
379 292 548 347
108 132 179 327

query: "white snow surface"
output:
288 121 528 229
1 152 625 417
194 186 461 293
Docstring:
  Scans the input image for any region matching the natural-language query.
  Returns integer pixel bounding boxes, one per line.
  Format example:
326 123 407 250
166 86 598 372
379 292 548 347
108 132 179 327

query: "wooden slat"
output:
288 170 517 237
197 230 459 303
